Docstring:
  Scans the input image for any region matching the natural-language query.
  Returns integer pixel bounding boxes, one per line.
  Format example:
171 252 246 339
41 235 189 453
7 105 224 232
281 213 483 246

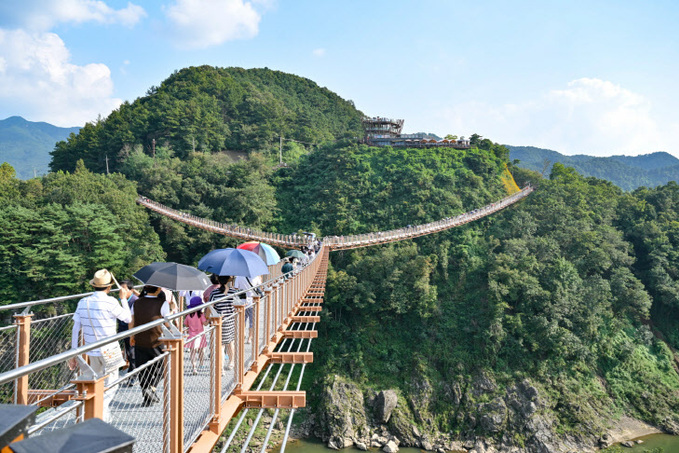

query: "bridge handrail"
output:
0 286 141 315
137 196 310 248
322 185 533 248
0 250 320 386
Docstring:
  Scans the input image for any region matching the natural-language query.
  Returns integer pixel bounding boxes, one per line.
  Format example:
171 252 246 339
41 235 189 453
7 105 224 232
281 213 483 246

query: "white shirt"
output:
72 291 132 355
234 275 262 303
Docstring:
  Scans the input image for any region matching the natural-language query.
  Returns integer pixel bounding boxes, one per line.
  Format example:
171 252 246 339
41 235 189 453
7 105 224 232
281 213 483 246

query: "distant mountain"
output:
506 145 679 191
0 116 80 179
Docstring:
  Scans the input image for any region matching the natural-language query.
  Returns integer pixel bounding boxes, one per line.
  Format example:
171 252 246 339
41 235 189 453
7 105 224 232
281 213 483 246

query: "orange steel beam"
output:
291 315 320 323
27 390 77 407
240 391 306 409
282 330 318 339
299 305 322 312
267 352 313 364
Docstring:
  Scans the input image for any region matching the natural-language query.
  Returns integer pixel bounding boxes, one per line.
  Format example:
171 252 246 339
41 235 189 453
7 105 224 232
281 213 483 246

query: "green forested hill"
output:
49 66 364 174
508 145 679 191
0 116 80 180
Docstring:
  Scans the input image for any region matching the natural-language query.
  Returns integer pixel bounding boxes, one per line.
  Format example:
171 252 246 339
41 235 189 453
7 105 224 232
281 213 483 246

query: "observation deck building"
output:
362 116 470 149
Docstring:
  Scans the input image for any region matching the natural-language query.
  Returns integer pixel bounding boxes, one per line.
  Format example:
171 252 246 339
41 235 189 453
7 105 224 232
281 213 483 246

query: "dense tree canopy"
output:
50 66 364 174
0 161 164 307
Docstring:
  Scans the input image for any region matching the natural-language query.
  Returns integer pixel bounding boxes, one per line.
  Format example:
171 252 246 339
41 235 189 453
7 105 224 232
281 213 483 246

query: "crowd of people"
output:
69 262 278 412
68 236 325 414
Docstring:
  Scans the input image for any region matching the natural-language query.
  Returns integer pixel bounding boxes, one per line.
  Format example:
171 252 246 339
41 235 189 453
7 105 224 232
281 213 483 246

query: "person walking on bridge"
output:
209 275 237 373
69 269 131 422
130 285 171 406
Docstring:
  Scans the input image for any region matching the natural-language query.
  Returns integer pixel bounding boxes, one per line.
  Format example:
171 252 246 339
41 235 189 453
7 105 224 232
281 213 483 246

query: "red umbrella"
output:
237 241 281 265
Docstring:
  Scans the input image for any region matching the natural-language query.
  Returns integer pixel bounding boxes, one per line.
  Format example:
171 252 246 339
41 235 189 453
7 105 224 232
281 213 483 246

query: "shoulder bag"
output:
85 297 126 372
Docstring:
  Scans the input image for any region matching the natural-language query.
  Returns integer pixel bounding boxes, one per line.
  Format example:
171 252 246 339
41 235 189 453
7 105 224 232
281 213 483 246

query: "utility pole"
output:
105 154 110 174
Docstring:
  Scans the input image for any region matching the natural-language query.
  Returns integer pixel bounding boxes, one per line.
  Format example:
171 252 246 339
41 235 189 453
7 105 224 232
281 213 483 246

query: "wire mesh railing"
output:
0 324 17 404
107 351 171 453
221 309 238 403
182 326 214 449
29 399 84 436
28 314 77 397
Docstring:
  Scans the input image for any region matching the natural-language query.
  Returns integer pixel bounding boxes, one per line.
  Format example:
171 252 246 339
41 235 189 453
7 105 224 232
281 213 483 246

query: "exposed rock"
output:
315 376 369 445
472 372 497 397
355 441 368 451
375 390 398 424
478 398 507 433
598 433 613 448
385 402 419 446
383 440 399 453
420 439 433 450
621 440 635 447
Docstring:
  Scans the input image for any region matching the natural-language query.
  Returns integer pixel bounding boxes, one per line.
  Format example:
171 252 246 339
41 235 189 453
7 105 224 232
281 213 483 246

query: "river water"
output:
273 434 679 452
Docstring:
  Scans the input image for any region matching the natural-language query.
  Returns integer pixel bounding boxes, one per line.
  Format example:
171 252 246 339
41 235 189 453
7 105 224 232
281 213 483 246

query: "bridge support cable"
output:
220 362 275 452
137 186 533 252
279 322 316 453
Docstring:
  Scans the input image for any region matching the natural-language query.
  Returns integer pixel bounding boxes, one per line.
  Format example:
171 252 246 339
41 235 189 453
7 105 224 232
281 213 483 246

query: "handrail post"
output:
253 295 261 358
235 306 245 391
160 331 184 453
263 288 272 351
14 313 33 405
208 312 223 432
73 375 106 420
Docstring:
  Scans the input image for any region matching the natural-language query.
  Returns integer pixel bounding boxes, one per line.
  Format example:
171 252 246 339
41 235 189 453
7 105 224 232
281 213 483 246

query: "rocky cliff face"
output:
309 373 643 453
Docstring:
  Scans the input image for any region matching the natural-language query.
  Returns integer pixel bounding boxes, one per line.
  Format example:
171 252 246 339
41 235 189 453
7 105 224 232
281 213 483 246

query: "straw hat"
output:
90 269 114 287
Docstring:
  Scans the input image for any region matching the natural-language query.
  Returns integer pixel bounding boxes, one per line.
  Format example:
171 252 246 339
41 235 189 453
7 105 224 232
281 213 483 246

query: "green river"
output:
273 434 679 452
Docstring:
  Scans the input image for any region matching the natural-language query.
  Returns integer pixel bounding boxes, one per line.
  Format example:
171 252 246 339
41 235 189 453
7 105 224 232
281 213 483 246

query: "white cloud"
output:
0 29 122 126
164 0 262 49
312 48 326 57
439 78 673 156
0 0 146 31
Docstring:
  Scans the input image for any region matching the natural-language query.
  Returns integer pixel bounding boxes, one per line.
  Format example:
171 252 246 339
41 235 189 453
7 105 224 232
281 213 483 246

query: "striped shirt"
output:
72 291 132 356
210 287 237 343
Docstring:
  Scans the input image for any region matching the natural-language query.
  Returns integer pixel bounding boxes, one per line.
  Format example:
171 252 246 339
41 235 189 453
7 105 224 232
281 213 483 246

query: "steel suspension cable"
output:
258 321 310 452
279 322 316 453
221 338 293 453
238 337 298 453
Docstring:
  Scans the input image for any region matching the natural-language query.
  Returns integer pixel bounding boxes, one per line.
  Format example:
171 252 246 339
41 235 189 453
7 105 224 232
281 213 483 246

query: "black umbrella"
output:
133 262 211 291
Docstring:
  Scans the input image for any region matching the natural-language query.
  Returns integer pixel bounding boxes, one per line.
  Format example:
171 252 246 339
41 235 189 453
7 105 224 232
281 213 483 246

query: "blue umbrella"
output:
197 248 269 278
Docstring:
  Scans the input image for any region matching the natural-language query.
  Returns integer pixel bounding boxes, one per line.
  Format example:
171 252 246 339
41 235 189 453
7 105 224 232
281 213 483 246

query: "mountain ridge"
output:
0 116 80 179
507 145 679 190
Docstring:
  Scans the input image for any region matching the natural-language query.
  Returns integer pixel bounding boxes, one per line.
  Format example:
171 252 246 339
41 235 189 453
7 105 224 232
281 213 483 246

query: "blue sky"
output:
0 0 677 157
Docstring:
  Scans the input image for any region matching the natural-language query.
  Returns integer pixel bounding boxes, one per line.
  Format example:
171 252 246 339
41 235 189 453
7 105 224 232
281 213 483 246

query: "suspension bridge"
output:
0 185 532 453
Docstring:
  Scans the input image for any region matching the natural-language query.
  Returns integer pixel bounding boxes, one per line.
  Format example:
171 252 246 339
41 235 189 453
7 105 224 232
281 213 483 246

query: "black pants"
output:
134 346 163 393
123 337 135 373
